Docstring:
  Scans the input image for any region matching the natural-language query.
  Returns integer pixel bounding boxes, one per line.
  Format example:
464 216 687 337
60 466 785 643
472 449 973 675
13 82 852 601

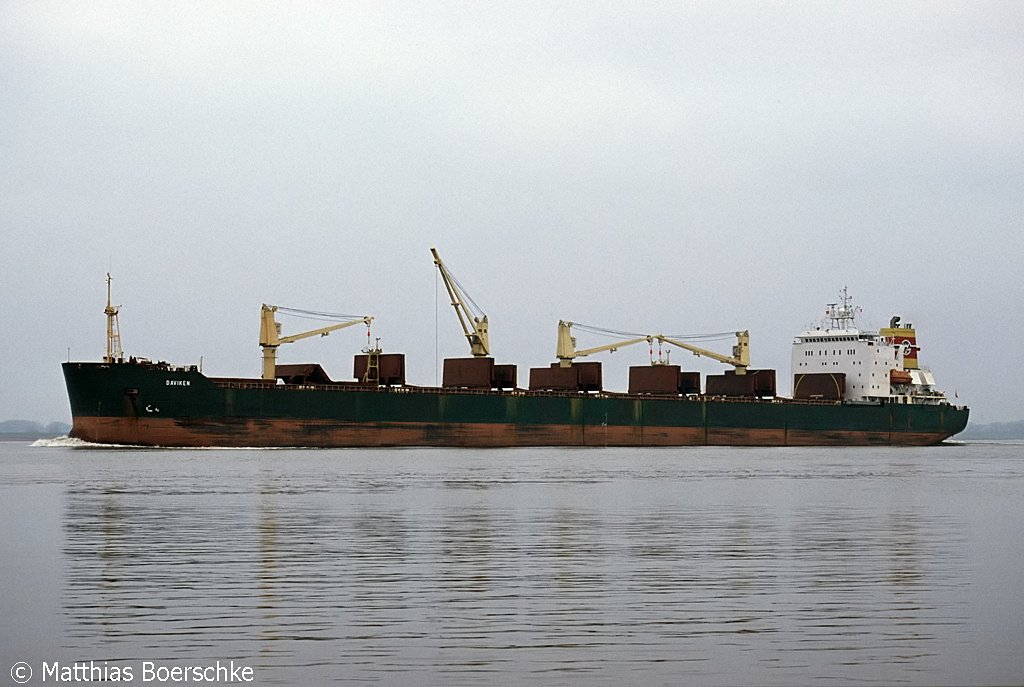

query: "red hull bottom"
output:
71 417 954 448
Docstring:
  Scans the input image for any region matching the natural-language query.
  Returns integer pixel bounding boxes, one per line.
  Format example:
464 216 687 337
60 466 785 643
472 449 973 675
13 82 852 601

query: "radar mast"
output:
825 286 861 330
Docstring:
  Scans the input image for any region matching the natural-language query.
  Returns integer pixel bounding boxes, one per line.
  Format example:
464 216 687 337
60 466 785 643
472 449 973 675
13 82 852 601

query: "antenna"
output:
824 286 861 329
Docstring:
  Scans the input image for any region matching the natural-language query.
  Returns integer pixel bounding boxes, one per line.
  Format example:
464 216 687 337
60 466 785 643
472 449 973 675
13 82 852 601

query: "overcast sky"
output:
2 2 1021 425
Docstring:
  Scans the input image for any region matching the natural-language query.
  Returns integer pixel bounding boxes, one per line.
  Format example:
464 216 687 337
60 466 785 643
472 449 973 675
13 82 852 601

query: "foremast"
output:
104 273 124 364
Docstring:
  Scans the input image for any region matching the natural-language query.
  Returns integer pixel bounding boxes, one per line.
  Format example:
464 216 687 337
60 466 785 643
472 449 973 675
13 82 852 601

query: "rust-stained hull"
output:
69 416 955 448
63 361 969 448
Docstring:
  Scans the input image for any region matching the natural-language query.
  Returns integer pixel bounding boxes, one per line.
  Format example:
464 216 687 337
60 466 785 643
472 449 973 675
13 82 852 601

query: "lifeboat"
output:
890 369 913 385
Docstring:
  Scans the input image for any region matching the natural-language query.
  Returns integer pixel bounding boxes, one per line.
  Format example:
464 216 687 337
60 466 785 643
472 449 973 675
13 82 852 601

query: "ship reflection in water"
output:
37 445 1020 685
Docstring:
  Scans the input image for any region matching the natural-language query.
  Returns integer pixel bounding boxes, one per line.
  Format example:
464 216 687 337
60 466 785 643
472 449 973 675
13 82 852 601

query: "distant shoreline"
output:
959 421 1024 441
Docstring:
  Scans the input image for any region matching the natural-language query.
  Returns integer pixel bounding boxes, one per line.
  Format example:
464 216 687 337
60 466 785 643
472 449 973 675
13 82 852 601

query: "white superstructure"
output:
791 289 949 405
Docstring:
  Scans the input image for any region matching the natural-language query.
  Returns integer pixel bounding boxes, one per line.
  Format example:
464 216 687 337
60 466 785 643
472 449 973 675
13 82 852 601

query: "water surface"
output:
2 441 1022 685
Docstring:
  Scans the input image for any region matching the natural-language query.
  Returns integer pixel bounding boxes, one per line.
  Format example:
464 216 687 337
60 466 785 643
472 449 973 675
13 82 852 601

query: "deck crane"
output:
653 332 750 374
431 247 490 357
556 321 750 374
556 321 652 368
259 305 373 380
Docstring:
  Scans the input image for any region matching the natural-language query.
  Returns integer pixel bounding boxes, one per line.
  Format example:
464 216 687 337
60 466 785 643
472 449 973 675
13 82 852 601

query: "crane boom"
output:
259 304 373 380
431 247 490 357
556 321 750 373
655 332 750 373
556 321 651 367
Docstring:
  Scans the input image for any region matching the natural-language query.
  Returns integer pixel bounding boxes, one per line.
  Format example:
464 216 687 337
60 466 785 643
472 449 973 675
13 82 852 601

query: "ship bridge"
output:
791 291 950 405
792 325 899 402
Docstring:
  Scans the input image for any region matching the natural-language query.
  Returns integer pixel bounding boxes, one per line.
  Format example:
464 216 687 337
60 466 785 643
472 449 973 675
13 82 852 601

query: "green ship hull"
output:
63 361 969 447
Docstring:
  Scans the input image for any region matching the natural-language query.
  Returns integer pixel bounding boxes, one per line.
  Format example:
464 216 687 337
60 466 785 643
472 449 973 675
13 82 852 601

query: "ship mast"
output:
825 286 860 330
104 273 124 363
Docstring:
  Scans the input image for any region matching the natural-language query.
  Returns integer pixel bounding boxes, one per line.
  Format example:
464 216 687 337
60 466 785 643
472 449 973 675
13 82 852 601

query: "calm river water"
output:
1 440 1022 686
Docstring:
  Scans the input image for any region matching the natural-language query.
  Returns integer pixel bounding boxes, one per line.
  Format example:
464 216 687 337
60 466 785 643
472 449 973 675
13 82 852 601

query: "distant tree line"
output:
959 421 1024 440
0 420 72 436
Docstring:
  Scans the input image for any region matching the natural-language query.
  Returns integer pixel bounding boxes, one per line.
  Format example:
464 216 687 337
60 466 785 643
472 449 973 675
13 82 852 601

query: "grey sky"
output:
2 2 1021 424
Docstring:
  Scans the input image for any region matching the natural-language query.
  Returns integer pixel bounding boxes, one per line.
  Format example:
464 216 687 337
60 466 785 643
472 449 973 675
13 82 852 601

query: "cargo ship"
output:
63 264 968 448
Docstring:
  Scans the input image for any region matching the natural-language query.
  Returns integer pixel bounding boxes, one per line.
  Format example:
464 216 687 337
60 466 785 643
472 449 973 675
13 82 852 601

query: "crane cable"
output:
569 322 738 342
443 265 487 321
273 306 367 324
